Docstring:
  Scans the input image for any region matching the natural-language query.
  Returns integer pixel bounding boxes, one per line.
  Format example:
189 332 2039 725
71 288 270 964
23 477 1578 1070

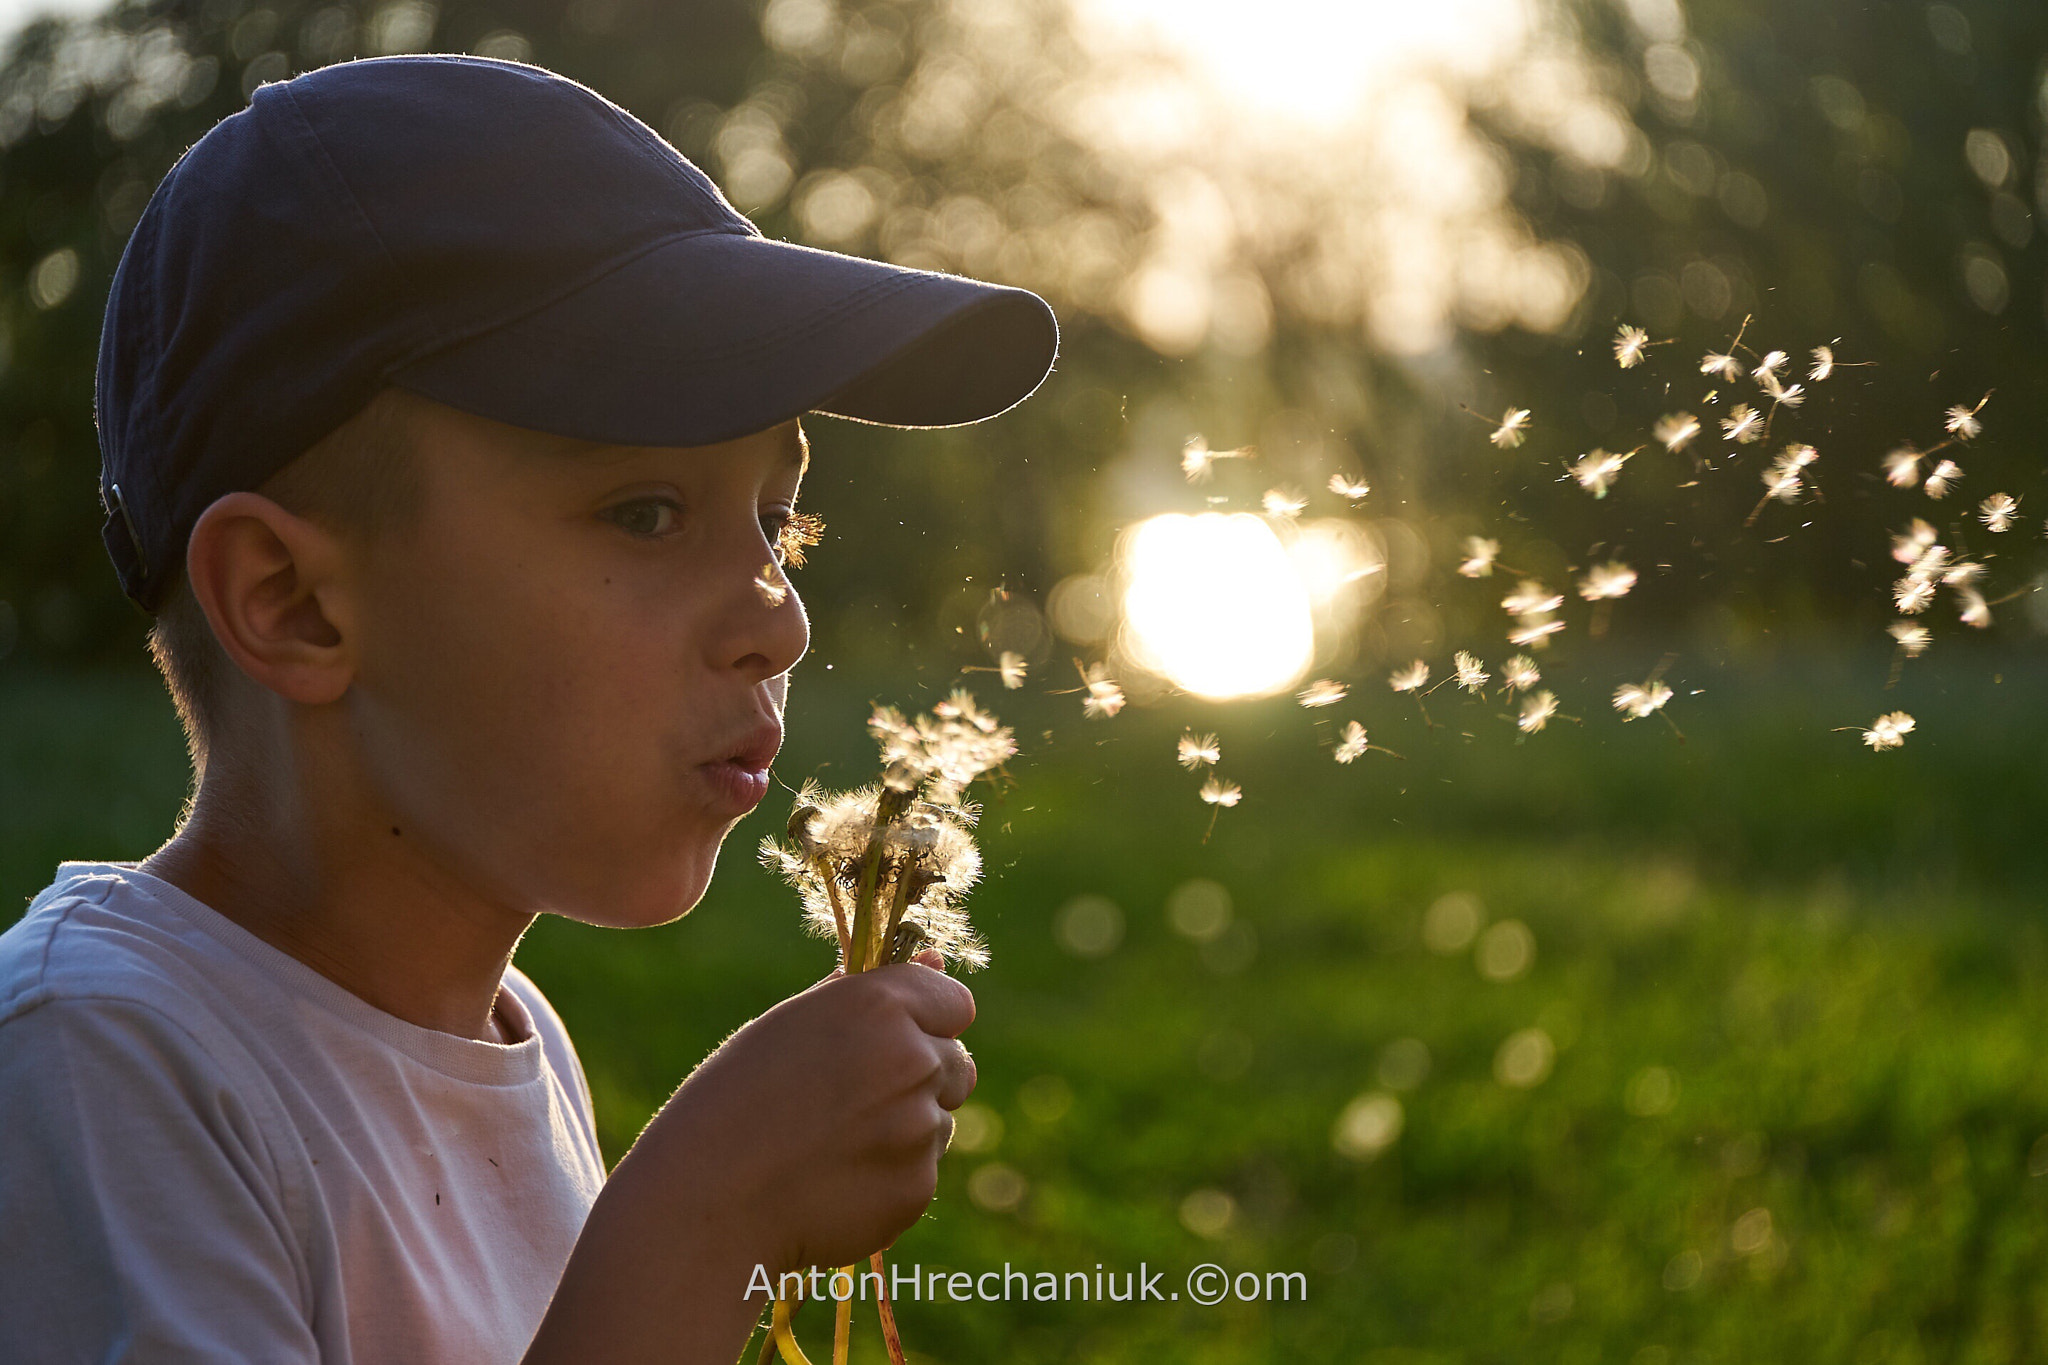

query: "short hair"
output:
148 386 427 769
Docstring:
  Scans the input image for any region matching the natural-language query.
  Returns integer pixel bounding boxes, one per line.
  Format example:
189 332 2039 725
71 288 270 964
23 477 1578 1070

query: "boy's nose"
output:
720 555 810 684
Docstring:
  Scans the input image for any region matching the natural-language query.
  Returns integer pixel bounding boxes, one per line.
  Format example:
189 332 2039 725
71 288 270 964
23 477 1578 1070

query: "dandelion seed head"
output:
1980 492 2019 532
1888 622 1932 656
1329 473 1372 501
1490 408 1532 449
1178 730 1221 769
1614 324 1650 368
1298 678 1348 708
1809 346 1835 382
1458 536 1501 579
1654 413 1701 453
1390 660 1430 693
1720 404 1764 444
1333 721 1369 764
1925 459 1962 499
1577 561 1637 601
1518 690 1560 733
1863 710 1915 751
1884 446 1922 488
1613 679 1674 719
1502 655 1542 692
1453 651 1489 693
1199 776 1243 807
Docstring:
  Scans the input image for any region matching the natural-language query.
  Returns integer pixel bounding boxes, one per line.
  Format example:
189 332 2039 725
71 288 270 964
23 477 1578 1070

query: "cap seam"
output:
382 224 756 373
272 80 418 338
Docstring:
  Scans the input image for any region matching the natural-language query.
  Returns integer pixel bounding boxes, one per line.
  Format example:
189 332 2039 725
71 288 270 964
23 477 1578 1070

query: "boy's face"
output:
341 398 811 929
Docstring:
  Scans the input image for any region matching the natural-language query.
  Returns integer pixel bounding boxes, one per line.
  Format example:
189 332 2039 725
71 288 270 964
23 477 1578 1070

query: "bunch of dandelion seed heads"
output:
759 691 1013 975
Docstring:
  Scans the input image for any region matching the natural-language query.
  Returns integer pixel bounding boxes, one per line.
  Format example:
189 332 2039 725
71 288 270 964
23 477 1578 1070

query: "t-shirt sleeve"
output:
0 995 319 1363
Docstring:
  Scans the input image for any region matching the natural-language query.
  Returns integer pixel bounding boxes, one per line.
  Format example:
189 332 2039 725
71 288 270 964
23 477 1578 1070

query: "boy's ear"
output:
185 492 358 706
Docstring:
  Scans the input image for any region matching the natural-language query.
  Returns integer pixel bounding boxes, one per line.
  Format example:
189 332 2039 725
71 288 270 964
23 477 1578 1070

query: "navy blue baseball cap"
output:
95 55 1059 611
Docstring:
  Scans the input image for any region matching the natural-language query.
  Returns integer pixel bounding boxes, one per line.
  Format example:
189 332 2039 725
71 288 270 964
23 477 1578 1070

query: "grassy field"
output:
7 653 2048 1364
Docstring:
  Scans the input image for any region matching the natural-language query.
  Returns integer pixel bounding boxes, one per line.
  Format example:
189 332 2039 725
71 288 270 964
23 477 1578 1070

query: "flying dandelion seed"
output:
1958 588 1992 628
1700 352 1743 382
1390 660 1430 693
998 652 1027 689
1654 413 1701 453
1893 574 1937 614
1199 777 1242 807
1328 473 1371 501
1490 408 1532 448
1577 561 1638 601
1892 520 1939 563
1333 721 1370 764
1502 655 1542 692
1508 615 1566 648
1980 492 2018 532
1079 662 1126 718
1571 449 1630 498
1262 487 1307 519
1762 445 1817 504
1888 622 1931 656
1453 651 1489 693
1181 435 1252 482
753 563 789 607
1924 459 1961 499
1942 561 1983 587
1518 690 1560 733
1613 324 1650 368
1753 350 1788 383
1809 346 1835 382
1298 678 1348 707
1613 679 1674 720
1458 536 1501 578
1721 405 1764 444
1502 580 1564 616
1945 395 1989 440
1178 731 1221 769
1759 375 1805 409
1862 710 1915 751
1884 447 1922 488
932 688 1001 735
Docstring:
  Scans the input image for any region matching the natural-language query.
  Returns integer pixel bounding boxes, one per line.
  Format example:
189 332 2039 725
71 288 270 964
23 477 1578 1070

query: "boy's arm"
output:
524 959 977 1365
0 998 318 1363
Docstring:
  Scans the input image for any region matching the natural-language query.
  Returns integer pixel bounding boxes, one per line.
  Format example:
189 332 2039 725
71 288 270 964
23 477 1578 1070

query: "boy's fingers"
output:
911 948 945 970
934 1039 977 1110
874 961 975 1038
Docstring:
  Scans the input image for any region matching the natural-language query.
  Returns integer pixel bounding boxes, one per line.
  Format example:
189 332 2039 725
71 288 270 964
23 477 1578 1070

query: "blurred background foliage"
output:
8 1 2048 1360
0 0 2044 678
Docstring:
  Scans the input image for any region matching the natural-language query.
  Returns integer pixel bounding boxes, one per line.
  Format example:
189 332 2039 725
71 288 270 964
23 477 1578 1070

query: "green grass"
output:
7 657 2048 1363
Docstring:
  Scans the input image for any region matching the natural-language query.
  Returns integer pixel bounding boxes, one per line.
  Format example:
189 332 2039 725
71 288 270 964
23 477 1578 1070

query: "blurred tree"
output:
0 0 2041 675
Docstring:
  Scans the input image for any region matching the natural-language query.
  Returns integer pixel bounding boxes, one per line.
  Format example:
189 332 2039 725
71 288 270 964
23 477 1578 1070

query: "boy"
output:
0 54 1057 1363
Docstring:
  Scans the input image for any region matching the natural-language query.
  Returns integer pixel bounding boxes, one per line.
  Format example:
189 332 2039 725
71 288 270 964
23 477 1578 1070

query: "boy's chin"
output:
551 853 718 929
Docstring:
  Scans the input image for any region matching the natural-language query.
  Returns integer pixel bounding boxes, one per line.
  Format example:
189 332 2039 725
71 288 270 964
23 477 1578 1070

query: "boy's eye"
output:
601 497 682 538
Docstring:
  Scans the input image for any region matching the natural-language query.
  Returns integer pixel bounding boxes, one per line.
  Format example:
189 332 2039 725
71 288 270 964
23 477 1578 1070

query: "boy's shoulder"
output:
0 863 218 1031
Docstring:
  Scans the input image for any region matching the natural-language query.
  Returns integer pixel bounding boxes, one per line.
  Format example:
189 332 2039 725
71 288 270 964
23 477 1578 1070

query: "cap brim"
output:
388 231 1058 447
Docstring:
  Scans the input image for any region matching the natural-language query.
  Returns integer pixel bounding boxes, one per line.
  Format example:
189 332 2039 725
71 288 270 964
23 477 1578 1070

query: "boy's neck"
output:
143 777 532 1046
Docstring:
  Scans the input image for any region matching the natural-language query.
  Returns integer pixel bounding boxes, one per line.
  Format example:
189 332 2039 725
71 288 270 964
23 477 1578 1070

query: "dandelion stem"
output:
873 1252 908 1365
820 872 852 969
772 1293 815 1365
832 1271 853 1365
879 858 916 966
847 789 911 972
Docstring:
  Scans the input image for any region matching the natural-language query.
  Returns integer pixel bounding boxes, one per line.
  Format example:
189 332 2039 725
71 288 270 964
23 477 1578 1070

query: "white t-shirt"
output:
0 862 608 1363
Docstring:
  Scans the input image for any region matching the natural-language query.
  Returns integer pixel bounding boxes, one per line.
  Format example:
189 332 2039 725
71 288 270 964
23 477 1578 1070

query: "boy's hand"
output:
524 958 974 1365
647 955 977 1272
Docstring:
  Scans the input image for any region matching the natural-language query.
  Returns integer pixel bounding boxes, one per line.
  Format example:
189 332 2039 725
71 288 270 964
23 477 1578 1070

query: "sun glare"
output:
1120 513 1318 699
1073 0 1535 125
